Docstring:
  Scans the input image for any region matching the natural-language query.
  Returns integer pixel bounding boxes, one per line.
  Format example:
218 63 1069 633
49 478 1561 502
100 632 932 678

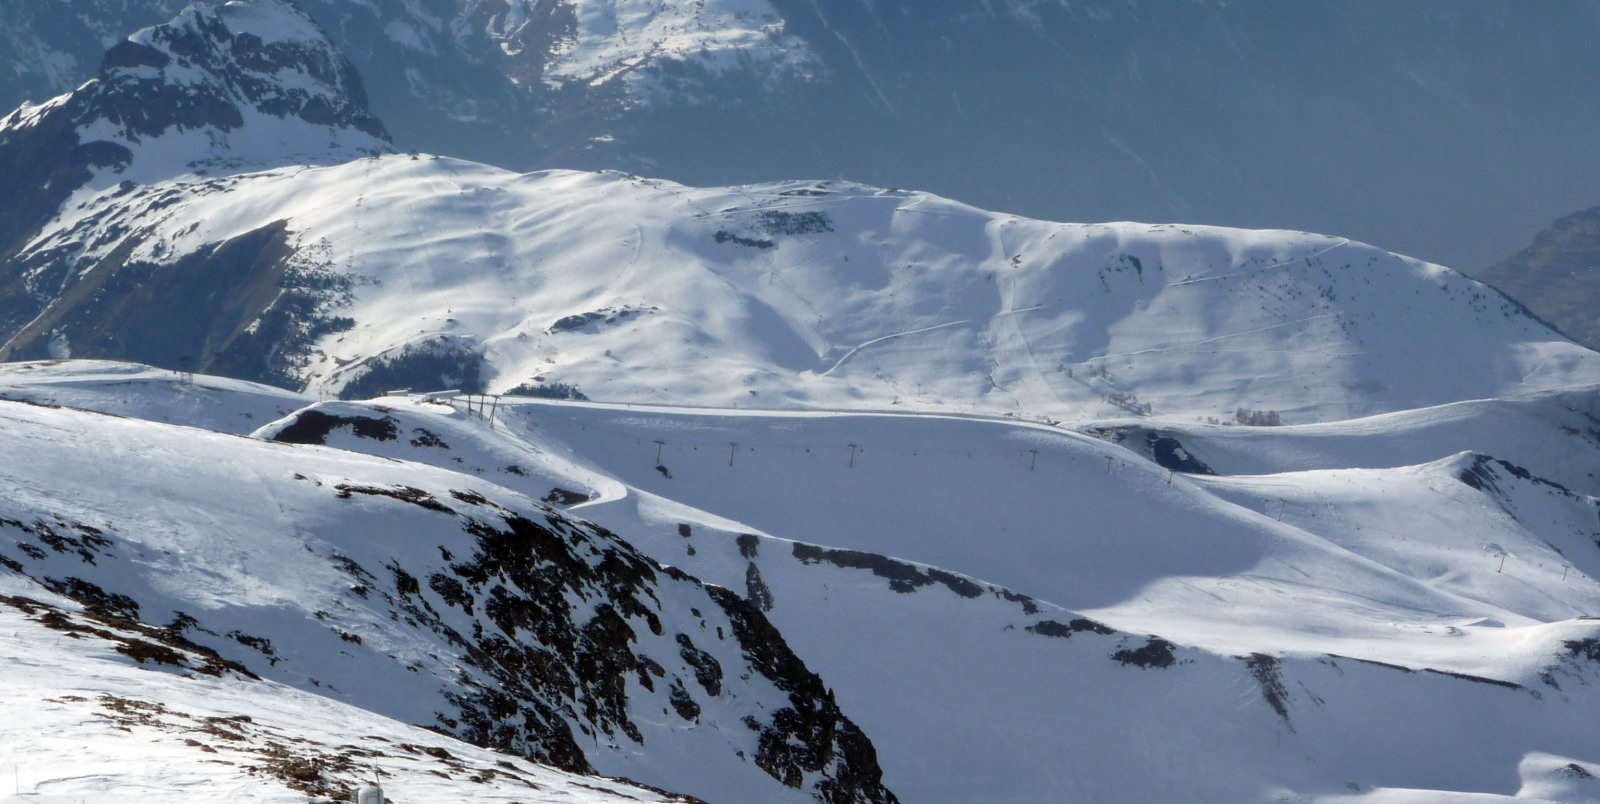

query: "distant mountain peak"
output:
468 0 817 104
1 0 389 188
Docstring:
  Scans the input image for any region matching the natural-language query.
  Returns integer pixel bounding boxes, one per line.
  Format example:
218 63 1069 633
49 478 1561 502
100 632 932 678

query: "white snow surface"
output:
233 385 1600 802
16 157 1600 425
0 576 687 804
0 359 309 434
0 397 860 804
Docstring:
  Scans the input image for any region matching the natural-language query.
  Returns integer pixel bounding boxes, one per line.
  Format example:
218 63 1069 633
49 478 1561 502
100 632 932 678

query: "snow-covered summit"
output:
5 158 1596 425
0 0 388 191
472 0 816 103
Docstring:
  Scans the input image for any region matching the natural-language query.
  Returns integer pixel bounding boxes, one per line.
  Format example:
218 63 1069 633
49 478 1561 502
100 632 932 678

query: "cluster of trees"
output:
1235 408 1282 426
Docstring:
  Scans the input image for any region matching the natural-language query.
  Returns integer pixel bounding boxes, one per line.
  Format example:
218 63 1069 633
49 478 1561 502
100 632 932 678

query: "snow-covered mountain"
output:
7 1 1600 270
4 4 1596 424
470 0 816 97
4 150 1597 423
5 4 1600 802
0 0 387 267
3 0 387 181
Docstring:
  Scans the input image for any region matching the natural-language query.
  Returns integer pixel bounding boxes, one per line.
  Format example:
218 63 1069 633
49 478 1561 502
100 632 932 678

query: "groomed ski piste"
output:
4 359 1599 802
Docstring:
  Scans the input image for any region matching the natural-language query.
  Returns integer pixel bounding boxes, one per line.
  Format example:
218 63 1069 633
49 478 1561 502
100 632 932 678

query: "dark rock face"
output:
0 212 363 389
1026 618 1116 639
1083 426 1217 476
0 0 386 194
1479 206 1600 351
337 338 487 399
1144 432 1215 476
269 409 401 445
72 0 387 154
1112 637 1178 669
0 103 129 267
793 542 982 599
708 584 899 803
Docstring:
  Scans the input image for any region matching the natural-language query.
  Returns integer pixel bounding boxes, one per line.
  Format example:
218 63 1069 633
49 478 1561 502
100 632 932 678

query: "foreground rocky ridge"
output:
0 579 706 804
0 396 896 803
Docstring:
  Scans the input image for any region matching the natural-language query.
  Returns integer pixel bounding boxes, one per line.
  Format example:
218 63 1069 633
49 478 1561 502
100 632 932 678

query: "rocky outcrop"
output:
0 402 899 802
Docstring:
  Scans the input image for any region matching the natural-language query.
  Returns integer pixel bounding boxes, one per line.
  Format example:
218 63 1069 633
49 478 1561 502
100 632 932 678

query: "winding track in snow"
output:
1168 238 1351 286
819 319 973 377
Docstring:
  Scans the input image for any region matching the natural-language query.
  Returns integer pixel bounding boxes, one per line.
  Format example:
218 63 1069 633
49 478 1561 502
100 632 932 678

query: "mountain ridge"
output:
3 155 1595 425
1479 205 1600 352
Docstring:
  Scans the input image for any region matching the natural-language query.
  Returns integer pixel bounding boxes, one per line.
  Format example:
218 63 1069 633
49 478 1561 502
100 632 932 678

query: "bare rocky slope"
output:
1479 205 1600 352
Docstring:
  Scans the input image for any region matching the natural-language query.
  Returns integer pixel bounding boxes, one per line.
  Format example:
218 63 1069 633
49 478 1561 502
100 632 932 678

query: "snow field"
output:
248 391 1600 801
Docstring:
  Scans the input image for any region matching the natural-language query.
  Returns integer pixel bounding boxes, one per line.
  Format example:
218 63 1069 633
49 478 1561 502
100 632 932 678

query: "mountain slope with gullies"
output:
5 4 1600 801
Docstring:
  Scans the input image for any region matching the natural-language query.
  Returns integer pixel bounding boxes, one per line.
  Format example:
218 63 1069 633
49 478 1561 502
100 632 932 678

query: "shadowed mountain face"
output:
4 1 1600 271
1479 207 1600 352
0 0 390 381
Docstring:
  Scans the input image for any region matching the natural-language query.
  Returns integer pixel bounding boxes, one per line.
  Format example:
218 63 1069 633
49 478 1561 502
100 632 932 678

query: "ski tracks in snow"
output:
819 320 973 376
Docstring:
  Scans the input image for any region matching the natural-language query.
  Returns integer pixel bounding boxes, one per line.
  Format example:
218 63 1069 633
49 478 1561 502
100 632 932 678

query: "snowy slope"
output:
307 397 1600 660
0 398 897 804
2 3 1593 424
1085 386 1600 496
6 156 1598 426
0 359 309 434
0 575 696 804
246 392 1600 802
